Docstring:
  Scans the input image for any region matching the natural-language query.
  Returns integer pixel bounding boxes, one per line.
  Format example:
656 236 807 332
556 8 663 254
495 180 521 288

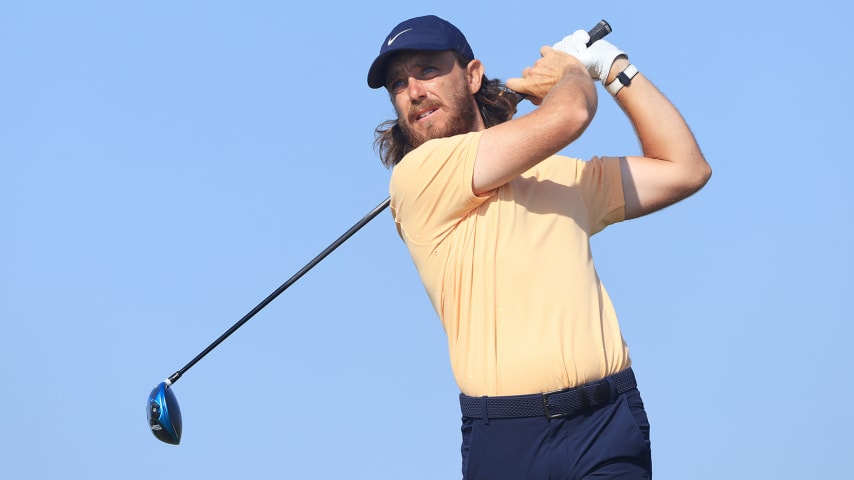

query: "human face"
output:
384 50 482 149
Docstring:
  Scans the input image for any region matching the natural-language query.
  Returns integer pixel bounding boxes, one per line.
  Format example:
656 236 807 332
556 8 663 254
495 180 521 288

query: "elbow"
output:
702 162 713 186
579 86 598 132
553 79 597 140
683 156 712 196
562 95 597 142
696 156 713 190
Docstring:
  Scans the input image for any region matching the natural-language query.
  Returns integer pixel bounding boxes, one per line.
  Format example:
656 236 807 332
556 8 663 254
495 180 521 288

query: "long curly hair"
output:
373 56 521 168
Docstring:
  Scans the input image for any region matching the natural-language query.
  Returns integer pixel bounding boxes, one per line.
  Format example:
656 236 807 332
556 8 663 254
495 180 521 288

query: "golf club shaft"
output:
166 196 391 385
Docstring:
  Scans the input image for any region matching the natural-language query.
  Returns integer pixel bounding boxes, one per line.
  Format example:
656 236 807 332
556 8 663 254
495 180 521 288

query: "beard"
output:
398 86 479 151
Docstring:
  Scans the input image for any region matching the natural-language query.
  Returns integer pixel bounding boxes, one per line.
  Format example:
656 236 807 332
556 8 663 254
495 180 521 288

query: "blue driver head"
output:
147 382 182 445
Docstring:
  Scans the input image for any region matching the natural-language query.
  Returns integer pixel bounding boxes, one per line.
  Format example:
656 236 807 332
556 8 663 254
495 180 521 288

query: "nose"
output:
406 77 427 100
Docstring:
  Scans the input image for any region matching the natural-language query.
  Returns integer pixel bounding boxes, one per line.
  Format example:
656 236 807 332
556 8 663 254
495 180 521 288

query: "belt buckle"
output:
541 389 571 420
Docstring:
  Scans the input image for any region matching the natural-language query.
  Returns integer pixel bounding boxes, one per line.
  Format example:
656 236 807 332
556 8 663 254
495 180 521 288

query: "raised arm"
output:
552 29 711 219
473 47 597 195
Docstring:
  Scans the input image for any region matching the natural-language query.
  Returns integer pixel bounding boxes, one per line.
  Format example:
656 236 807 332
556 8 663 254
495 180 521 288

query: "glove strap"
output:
605 64 639 96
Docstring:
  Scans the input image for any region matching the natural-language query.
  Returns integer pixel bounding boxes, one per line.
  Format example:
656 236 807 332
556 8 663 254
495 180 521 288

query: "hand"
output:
553 29 625 83
505 46 589 105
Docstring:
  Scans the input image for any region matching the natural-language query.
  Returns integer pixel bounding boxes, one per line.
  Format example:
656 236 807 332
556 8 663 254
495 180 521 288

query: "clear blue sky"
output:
2 1 851 478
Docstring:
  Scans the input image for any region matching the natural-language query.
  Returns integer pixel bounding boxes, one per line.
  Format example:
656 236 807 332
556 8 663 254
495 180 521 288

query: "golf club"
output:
147 19 612 445
147 196 390 444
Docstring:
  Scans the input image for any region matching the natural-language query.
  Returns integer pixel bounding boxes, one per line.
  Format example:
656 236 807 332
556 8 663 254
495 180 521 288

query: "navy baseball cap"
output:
367 15 474 89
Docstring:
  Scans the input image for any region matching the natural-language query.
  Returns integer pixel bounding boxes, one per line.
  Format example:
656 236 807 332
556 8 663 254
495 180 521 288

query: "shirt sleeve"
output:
389 132 492 246
577 155 626 235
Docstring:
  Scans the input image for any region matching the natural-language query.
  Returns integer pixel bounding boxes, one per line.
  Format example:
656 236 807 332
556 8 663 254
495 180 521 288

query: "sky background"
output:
2 1 852 478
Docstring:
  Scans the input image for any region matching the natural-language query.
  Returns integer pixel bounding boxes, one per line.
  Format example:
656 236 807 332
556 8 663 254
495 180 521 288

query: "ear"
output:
466 59 485 94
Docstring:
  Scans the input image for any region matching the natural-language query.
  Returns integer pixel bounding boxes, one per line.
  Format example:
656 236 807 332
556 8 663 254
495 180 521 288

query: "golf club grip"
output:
586 20 611 46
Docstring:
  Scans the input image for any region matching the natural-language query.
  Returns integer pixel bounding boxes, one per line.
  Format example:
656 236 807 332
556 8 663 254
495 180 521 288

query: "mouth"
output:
413 106 438 122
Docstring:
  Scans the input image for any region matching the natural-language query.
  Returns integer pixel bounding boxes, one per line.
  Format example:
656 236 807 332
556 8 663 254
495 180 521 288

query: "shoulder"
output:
390 132 490 240
393 132 483 178
390 132 485 201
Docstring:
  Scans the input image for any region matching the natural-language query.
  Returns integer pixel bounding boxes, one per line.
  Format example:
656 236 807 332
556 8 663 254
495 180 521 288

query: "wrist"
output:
605 62 638 96
605 55 630 85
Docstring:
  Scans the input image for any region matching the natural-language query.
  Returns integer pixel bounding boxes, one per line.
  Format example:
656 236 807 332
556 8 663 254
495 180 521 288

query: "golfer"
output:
368 15 710 479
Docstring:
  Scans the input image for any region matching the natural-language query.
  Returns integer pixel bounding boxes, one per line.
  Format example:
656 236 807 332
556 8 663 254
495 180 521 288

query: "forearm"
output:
608 57 707 174
603 57 711 218
532 65 598 147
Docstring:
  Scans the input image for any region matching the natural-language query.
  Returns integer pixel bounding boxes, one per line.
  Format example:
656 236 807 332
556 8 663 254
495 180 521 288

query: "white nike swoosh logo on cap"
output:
387 28 413 46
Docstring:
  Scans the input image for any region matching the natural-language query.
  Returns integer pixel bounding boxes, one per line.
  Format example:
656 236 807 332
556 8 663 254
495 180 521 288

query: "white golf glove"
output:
553 29 625 83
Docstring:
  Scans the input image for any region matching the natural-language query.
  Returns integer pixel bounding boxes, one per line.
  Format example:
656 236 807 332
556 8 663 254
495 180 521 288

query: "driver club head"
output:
147 382 182 445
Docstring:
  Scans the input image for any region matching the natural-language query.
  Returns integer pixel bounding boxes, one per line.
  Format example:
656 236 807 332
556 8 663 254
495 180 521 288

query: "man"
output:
367 15 710 480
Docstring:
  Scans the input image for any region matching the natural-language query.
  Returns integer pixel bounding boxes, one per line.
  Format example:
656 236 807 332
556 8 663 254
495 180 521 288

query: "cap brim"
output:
367 52 395 89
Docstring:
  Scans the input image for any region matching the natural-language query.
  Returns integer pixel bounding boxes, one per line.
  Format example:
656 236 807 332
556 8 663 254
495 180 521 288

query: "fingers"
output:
552 30 590 56
507 46 589 104
504 78 547 106
504 76 535 98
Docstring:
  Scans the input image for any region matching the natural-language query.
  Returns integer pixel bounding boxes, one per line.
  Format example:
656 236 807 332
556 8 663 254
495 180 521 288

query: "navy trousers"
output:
460 388 652 480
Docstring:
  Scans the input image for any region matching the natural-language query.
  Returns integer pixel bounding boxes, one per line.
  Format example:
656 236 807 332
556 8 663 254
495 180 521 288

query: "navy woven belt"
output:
459 368 637 420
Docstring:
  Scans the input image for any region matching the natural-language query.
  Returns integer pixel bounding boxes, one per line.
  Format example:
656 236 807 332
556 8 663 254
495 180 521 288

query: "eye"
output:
421 65 438 77
388 78 406 93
